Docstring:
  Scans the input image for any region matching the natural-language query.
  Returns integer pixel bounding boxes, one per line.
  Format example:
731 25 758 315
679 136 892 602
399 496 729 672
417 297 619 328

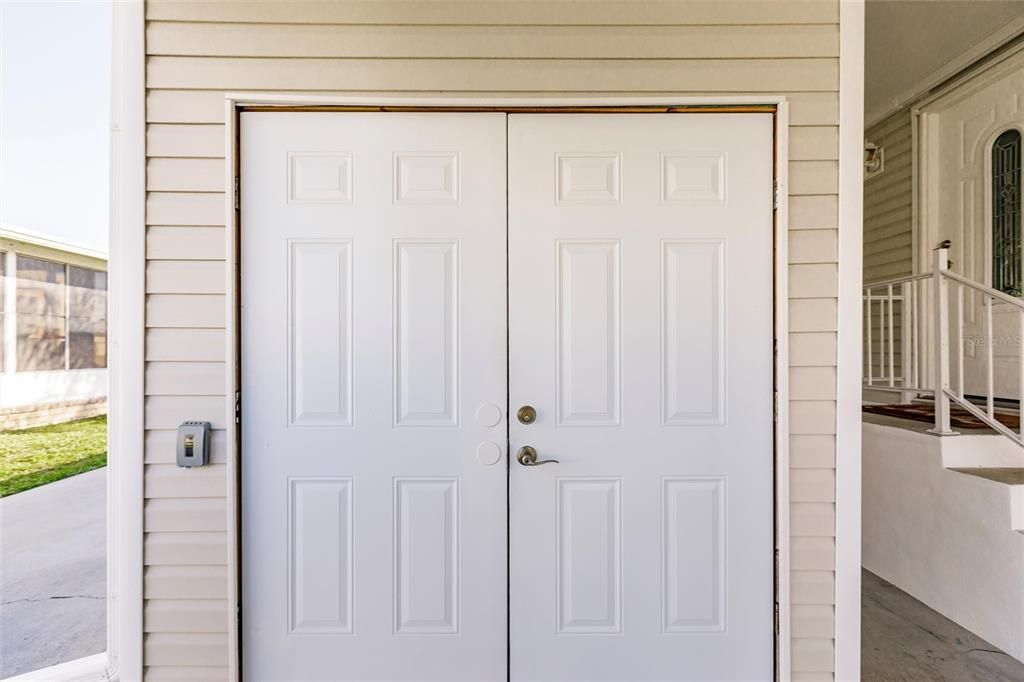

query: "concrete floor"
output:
0 468 106 678
863 569 1024 681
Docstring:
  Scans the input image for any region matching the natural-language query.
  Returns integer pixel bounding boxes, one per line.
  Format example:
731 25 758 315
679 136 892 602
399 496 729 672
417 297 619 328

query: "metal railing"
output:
863 246 1024 448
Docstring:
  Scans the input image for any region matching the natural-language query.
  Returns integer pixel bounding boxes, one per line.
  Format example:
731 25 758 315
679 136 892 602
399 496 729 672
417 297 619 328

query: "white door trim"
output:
223 94 791 680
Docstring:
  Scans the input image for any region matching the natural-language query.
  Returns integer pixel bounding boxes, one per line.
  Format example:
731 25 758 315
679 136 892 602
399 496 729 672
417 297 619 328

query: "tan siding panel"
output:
790 367 837 401
148 193 225 226
145 498 228 532
789 333 836 367
789 298 837 333
148 227 226 260
789 126 839 161
791 537 835 571
790 435 836 468
147 329 226 361
790 264 839 299
790 401 836 435
145 395 228 429
146 566 228 598
148 158 225 192
144 633 229 667
147 56 839 92
146 600 229 633
144 665 230 681
147 261 225 294
146 361 226 395
790 195 838 230
790 469 835 502
792 605 834 638
792 571 836 604
145 1 839 25
792 638 835 673
789 230 838 264
146 464 227 499
147 295 226 329
145 532 228 566
790 161 839 196
148 22 839 59
791 503 836 537
148 124 225 157
792 673 835 682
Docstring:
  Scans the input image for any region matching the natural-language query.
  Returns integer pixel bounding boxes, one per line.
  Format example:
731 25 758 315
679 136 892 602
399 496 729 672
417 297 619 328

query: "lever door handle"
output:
516 445 559 466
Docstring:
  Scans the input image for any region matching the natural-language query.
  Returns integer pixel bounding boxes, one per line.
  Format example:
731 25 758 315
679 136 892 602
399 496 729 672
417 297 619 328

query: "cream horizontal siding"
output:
143 1 842 677
146 0 838 24
865 109 914 283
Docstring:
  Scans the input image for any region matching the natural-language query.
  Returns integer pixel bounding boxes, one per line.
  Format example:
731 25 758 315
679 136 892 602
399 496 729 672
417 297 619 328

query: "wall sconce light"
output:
865 142 884 178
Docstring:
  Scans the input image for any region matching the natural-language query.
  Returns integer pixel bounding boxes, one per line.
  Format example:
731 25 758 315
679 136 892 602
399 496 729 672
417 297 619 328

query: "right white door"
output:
930 55 1024 400
508 114 775 681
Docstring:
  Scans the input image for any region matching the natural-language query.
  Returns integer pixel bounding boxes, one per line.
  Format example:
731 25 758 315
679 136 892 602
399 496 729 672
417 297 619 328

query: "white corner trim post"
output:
109 0 146 679
836 1 865 680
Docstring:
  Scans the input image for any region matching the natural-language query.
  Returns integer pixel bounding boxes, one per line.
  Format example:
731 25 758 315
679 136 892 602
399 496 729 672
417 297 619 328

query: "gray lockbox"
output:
176 421 211 468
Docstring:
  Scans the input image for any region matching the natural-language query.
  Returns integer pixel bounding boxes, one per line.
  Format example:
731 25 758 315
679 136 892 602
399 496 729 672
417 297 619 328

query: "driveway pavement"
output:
1 468 105 678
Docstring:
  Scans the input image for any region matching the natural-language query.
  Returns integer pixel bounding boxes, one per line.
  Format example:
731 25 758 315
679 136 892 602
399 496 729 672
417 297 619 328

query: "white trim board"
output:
226 93 793 679
107 0 146 680
836 1 865 680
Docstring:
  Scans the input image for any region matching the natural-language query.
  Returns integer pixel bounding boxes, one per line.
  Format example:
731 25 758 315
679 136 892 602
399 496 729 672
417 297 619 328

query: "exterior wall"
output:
863 421 1024 662
864 109 914 284
142 1 844 677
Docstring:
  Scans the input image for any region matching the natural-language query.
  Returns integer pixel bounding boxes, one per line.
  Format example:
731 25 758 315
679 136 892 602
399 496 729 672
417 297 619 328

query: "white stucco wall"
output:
863 421 1024 662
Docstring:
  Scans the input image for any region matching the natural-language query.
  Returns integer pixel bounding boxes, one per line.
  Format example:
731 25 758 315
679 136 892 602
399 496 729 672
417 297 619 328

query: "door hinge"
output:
234 390 241 424
774 602 780 635
234 176 240 210
772 179 779 210
773 391 779 422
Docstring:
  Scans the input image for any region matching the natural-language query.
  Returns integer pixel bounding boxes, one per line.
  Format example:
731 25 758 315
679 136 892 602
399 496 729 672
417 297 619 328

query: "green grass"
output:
0 415 107 497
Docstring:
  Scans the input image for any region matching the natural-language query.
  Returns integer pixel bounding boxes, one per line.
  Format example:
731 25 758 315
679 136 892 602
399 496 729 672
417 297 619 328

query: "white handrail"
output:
863 246 1024 449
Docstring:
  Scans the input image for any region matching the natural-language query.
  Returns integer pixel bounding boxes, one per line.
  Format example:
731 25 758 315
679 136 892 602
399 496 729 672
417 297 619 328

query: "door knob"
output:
517 405 537 424
516 445 559 466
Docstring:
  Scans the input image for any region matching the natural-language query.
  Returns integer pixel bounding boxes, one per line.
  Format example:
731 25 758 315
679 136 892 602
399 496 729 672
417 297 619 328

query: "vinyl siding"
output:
864 109 914 283
863 110 913 381
142 1 843 677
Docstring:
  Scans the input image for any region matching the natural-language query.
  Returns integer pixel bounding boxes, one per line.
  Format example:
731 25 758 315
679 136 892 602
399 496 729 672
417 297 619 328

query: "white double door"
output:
242 111 773 681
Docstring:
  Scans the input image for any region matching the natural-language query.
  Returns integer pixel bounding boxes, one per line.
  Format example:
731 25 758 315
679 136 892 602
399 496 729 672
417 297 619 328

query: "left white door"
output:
241 112 508 681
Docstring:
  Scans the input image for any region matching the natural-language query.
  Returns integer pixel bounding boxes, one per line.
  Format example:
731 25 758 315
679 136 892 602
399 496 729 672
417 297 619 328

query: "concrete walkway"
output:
0 468 105 678
864 569 1024 681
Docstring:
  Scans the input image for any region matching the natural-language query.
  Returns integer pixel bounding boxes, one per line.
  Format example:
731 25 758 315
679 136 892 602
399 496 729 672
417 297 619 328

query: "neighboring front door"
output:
242 110 775 681
242 112 509 680
508 114 774 681
930 54 1024 400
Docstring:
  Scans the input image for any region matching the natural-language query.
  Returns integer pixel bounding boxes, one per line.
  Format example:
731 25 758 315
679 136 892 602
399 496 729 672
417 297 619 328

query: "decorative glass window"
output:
16 255 67 371
992 129 1022 296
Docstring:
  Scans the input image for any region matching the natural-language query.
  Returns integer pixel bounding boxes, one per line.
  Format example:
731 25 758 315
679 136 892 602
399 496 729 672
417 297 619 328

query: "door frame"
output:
225 95 791 681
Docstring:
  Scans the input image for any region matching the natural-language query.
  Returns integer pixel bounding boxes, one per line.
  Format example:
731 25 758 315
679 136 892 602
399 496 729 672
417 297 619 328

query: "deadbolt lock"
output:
517 405 537 424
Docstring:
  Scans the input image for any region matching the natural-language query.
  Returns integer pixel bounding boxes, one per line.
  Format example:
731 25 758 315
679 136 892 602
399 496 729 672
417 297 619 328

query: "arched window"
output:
992 129 1022 295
